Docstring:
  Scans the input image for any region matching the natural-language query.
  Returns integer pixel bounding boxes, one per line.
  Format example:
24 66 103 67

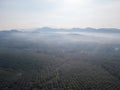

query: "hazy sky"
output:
0 0 120 30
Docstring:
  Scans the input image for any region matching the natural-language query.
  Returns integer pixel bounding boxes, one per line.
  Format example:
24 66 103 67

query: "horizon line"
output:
0 26 120 31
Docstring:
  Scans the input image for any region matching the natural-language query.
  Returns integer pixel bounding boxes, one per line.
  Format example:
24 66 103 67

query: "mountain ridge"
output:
0 27 120 33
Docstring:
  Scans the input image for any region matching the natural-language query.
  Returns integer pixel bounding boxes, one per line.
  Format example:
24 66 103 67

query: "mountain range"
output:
0 27 120 33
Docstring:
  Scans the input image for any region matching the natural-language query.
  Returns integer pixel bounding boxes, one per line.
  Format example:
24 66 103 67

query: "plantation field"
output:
0 30 120 90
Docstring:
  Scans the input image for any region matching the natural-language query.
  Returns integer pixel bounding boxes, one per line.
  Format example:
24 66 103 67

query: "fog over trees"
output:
0 28 120 90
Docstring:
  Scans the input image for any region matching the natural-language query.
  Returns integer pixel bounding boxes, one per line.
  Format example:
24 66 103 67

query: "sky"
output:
0 0 120 30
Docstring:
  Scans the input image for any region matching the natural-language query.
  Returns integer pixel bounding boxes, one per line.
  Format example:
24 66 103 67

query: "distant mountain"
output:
32 27 63 33
0 29 21 33
70 27 120 33
0 27 120 33
33 27 120 33
97 28 120 33
0 29 22 36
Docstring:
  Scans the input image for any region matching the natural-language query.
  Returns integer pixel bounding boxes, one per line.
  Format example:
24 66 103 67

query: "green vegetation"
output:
0 32 120 90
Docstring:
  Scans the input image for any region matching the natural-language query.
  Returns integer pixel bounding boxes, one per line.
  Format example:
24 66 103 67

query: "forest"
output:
0 28 120 90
